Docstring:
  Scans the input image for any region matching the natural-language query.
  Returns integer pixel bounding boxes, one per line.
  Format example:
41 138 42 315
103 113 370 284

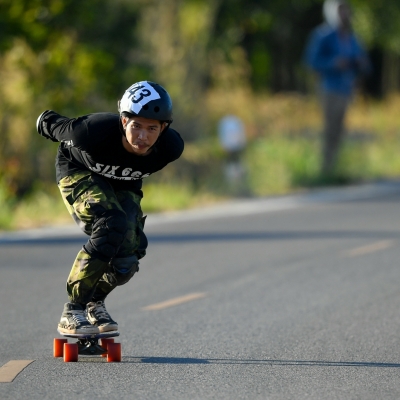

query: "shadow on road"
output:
123 356 400 368
2 230 400 246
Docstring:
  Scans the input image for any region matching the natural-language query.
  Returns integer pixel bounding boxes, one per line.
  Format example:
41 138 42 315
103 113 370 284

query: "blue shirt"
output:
304 24 370 96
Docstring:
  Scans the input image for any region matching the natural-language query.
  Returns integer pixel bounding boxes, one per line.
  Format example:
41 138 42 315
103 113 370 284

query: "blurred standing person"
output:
218 115 247 193
304 0 371 178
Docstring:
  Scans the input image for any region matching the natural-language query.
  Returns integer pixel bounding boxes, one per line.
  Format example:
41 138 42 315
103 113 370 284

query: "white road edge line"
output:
0 360 34 383
345 240 394 257
142 292 207 311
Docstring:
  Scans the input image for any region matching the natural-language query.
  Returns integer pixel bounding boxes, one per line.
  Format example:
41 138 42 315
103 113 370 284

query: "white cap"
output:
323 0 341 28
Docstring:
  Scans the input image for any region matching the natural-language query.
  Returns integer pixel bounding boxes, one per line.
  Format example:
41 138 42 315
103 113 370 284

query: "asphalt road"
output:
1 182 400 399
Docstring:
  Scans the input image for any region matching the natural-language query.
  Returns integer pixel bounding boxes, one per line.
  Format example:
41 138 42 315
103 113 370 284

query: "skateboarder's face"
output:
121 116 166 156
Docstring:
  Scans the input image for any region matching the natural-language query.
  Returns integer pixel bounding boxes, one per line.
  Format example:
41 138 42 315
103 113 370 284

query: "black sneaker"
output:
86 301 118 333
58 302 100 334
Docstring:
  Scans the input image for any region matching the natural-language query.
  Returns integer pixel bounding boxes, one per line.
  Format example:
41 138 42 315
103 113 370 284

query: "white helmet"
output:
118 81 173 123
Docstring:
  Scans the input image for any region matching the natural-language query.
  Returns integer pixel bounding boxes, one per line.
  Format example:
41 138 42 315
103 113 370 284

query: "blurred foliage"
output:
1 0 400 229
3 92 400 230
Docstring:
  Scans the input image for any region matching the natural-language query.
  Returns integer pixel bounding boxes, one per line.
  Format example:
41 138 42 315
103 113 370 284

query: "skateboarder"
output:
37 81 184 334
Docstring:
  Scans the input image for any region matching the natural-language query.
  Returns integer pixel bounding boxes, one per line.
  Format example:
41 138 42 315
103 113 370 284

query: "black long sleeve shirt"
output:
37 110 184 194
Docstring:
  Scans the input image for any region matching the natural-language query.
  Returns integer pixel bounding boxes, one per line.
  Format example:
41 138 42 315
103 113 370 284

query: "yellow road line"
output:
142 292 207 311
345 240 394 257
0 360 34 383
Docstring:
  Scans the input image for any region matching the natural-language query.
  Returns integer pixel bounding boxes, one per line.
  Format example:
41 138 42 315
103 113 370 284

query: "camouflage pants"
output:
58 171 147 304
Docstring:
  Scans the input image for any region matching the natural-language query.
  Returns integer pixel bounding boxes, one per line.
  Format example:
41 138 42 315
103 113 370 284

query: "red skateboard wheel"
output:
100 338 115 357
63 343 78 362
107 342 121 362
53 338 68 358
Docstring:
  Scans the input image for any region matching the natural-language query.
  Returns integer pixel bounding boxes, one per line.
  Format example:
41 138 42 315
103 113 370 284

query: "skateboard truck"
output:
77 338 108 356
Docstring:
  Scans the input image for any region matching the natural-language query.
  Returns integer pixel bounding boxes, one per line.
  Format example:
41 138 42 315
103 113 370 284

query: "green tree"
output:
136 0 220 140
2 0 400 199
0 0 141 195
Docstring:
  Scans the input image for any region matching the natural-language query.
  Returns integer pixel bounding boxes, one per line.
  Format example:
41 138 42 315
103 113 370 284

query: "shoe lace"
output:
94 302 109 320
71 309 88 324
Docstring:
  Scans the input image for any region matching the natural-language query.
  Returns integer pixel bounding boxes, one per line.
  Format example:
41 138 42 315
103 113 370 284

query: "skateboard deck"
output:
57 329 120 339
54 329 122 362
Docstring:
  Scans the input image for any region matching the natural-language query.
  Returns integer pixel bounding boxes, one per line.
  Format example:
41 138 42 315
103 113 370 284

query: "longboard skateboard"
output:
54 329 121 362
